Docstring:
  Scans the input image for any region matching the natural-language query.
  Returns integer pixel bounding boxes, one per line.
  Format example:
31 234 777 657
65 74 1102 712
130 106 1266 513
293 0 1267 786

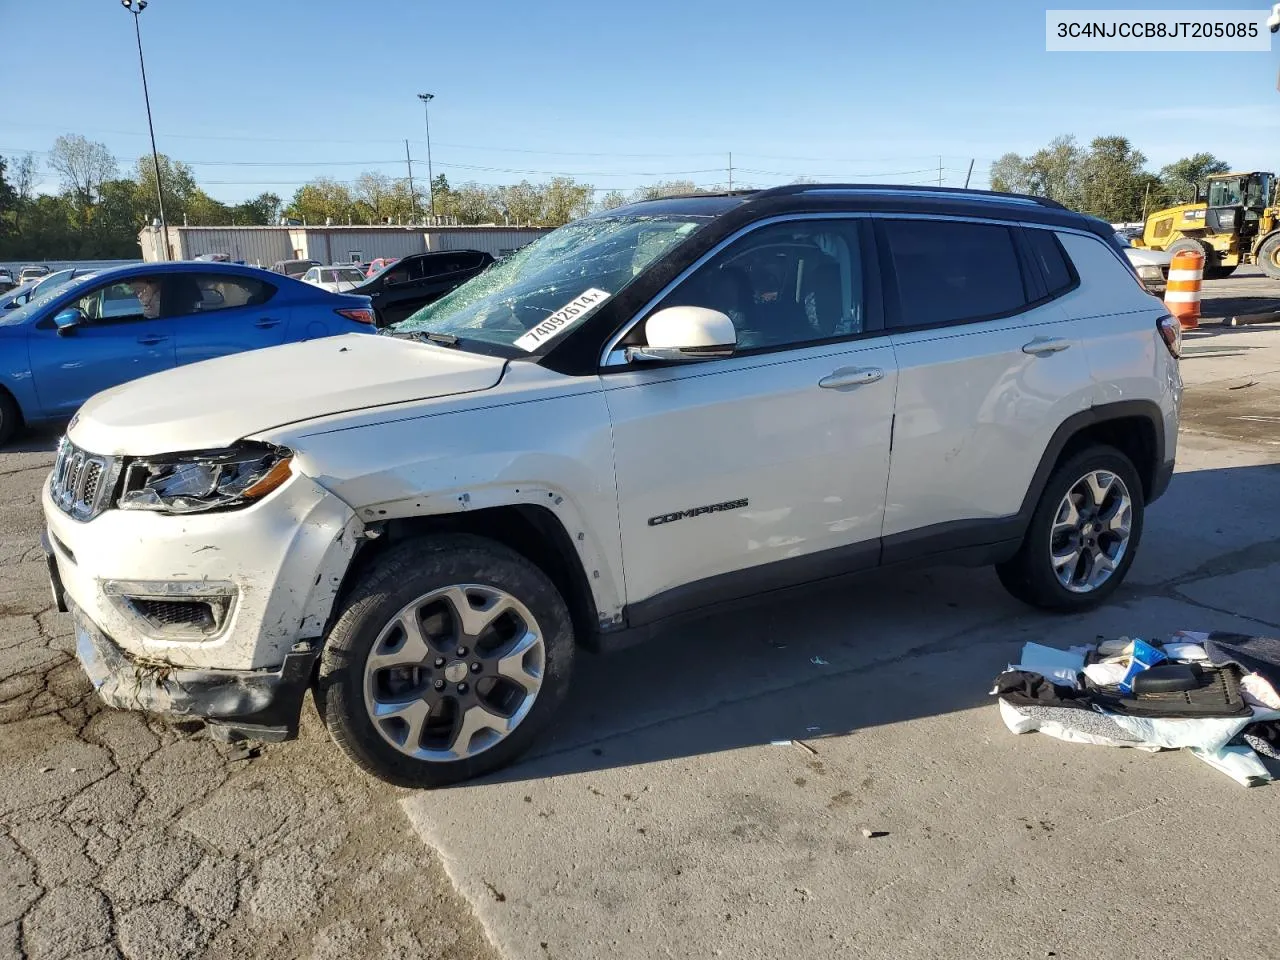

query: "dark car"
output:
353 250 493 327
270 259 321 279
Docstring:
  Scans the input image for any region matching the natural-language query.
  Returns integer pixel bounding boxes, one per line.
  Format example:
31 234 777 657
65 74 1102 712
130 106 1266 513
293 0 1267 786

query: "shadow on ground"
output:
457 458 1280 786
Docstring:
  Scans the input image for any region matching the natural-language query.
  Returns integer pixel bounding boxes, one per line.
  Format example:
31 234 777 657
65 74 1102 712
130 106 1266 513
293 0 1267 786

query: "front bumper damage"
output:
70 598 320 742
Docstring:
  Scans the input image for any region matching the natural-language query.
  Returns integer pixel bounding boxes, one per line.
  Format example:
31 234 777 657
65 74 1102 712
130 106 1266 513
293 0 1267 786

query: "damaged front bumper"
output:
71 599 319 742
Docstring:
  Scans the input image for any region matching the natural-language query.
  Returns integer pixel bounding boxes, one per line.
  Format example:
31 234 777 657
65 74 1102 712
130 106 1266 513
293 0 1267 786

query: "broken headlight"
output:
118 443 293 514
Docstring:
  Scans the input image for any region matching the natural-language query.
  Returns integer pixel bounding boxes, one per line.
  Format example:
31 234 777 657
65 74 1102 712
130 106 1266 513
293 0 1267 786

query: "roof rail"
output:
748 182 1066 210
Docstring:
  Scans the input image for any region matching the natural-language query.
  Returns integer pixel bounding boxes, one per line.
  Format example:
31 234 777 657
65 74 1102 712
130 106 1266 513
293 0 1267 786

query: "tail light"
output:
336 307 375 325
1157 314 1181 358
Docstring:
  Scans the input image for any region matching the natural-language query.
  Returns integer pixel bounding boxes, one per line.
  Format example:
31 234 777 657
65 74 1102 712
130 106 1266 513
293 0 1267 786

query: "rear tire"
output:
996 445 1145 612
1167 237 1223 278
1258 233 1280 281
316 534 575 788
0 390 20 447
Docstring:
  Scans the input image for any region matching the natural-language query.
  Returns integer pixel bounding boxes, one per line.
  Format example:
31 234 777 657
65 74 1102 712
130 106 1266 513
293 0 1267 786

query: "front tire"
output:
316 534 575 787
996 446 1144 612
1258 233 1280 281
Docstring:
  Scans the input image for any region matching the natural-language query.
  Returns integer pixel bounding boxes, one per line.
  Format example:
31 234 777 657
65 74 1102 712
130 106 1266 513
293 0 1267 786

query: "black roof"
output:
596 183 1110 242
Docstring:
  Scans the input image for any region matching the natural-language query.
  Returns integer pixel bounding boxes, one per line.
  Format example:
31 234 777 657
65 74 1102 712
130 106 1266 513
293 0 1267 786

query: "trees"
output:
541 177 593 226
285 178 358 225
991 137 1233 223
596 190 629 212
1078 136 1150 222
48 135 118 220
630 179 703 202
230 192 282 226
1158 153 1230 205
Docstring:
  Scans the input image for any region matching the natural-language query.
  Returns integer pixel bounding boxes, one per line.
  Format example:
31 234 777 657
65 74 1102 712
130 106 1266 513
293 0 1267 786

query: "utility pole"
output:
938 156 943 187
418 93 436 220
123 0 170 261
964 158 975 189
728 152 733 192
404 139 418 222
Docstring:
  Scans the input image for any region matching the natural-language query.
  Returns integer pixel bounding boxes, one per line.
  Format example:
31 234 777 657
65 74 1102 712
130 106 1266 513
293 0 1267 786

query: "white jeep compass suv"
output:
42 185 1183 787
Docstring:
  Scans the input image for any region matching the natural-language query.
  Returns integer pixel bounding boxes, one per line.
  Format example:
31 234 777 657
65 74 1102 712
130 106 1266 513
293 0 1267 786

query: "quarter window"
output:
1024 229 1076 297
880 219 1028 328
644 220 865 352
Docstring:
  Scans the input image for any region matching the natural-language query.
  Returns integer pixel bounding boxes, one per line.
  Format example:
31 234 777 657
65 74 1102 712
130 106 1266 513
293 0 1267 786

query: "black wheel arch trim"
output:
1018 399 1168 517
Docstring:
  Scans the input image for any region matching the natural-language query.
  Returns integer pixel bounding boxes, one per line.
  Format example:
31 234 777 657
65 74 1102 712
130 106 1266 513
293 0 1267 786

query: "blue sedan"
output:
0 262 376 445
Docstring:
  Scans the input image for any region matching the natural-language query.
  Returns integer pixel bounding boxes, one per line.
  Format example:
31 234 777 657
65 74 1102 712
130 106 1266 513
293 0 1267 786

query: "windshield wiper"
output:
414 330 460 347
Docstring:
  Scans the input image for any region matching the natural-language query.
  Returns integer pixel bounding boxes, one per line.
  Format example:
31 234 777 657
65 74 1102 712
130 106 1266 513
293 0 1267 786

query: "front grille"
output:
50 439 119 521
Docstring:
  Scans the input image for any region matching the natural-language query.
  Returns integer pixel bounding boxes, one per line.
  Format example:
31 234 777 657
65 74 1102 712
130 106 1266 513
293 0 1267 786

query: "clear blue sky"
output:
3 0 1277 204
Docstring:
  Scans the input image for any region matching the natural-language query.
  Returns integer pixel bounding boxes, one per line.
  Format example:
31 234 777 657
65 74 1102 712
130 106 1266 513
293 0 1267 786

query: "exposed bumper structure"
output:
42 470 361 671
71 598 319 741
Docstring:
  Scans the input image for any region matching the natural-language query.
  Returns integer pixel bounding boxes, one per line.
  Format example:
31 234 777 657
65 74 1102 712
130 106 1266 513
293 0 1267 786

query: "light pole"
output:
122 0 170 260
417 93 436 220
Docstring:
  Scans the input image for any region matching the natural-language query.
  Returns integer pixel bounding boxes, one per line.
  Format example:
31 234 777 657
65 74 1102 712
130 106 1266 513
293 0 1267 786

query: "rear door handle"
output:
136 335 168 346
1022 336 1072 356
819 366 884 389
254 318 282 329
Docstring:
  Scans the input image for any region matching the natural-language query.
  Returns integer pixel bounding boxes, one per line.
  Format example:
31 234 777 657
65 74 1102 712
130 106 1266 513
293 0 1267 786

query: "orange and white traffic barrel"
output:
1164 250 1204 331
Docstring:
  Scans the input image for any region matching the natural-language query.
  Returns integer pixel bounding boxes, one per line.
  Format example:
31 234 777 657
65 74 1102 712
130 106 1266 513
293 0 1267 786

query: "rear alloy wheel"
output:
997 446 1144 611
317 534 574 787
1258 233 1280 281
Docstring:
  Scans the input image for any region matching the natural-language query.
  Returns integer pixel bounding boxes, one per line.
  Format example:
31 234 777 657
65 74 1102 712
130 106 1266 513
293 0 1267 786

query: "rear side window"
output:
880 219 1028 328
163 274 275 318
1024 229 1076 297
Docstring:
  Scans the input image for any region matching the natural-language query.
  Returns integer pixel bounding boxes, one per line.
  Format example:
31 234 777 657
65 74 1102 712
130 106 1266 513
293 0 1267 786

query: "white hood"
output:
69 334 507 456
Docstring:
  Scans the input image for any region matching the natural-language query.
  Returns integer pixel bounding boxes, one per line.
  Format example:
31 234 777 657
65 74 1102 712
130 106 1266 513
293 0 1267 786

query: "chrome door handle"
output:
136 335 167 346
254 318 282 329
819 366 884 389
1022 337 1072 356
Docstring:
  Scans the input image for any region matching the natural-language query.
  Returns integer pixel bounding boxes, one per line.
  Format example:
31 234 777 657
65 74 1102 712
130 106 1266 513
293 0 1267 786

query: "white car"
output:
43 185 1181 788
301 264 367 293
1116 233 1172 295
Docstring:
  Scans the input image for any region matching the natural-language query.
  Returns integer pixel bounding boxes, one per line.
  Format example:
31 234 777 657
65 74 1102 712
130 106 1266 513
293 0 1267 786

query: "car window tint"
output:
651 219 864 352
881 219 1028 328
163 274 275 318
1025 229 1076 297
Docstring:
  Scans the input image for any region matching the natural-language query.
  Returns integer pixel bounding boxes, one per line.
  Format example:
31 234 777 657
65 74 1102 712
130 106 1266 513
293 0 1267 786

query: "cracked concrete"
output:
0 439 496 960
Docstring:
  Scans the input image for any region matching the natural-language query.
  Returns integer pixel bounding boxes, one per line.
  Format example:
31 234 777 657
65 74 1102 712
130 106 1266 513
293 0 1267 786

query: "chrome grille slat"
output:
49 438 118 522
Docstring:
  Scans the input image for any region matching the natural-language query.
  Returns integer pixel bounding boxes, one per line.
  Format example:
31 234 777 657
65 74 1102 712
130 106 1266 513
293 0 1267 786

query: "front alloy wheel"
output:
363 585 545 761
318 534 574 787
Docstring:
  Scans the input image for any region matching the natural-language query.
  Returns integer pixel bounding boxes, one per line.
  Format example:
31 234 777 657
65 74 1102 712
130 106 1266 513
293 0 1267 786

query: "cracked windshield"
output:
393 215 705 350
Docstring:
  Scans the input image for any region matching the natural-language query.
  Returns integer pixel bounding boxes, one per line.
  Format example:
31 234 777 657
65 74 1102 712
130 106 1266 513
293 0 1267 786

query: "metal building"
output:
139 224 552 265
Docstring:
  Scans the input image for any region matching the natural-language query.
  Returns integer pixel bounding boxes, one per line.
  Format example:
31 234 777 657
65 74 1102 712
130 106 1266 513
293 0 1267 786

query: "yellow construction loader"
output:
1135 171 1280 280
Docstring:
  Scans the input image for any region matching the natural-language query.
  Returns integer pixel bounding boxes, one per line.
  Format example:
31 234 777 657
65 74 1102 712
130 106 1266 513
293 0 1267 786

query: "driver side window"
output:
640 219 865 353
73 281 148 324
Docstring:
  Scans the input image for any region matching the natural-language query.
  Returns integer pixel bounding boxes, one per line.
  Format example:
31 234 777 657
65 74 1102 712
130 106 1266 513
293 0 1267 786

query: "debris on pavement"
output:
810 656 829 666
861 828 889 839
993 632 1280 786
